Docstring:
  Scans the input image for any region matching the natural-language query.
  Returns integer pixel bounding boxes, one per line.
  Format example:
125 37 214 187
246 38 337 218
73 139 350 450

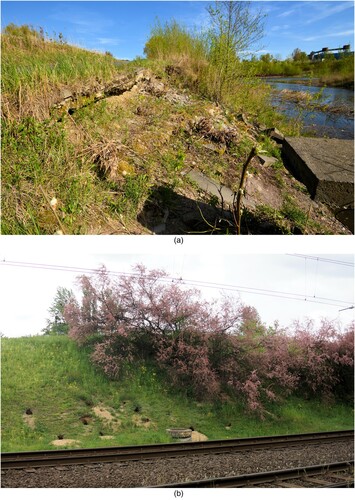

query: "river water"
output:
266 77 354 139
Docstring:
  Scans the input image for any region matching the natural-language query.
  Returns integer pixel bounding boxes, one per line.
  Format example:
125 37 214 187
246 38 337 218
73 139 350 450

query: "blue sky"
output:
1 1 354 60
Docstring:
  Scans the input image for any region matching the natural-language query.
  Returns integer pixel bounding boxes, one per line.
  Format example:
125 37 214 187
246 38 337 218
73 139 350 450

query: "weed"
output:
281 195 309 229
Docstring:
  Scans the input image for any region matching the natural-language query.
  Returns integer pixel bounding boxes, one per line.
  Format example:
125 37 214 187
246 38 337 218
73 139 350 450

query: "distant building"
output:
308 44 352 61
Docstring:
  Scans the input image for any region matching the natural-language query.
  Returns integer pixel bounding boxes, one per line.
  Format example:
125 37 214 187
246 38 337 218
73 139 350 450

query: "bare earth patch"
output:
50 439 81 447
93 405 121 431
132 414 155 429
191 431 208 442
93 406 115 422
22 413 35 430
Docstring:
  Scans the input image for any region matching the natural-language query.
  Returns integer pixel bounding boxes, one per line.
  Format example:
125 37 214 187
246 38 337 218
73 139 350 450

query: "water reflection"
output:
266 78 354 139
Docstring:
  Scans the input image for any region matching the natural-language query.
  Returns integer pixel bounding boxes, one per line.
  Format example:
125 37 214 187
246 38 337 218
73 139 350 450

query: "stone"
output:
282 137 354 232
258 154 278 167
262 127 285 143
187 168 235 207
61 89 73 100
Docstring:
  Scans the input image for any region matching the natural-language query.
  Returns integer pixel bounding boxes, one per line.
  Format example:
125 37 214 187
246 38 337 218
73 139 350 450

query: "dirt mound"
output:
51 439 81 447
132 414 155 429
191 431 208 442
93 405 115 422
22 412 35 429
93 405 121 431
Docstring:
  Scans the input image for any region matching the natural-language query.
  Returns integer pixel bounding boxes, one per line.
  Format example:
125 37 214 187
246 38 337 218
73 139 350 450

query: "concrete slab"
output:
258 154 278 167
187 168 236 206
282 137 354 231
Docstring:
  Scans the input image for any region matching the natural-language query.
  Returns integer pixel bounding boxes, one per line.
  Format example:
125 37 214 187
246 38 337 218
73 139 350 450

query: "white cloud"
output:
277 8 296 19
302 29 354 42
96 37 123 46
304 1 354 25
270 24 290 32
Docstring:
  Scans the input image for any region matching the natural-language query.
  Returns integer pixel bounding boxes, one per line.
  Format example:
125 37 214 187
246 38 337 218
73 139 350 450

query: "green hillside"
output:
1 335 353 452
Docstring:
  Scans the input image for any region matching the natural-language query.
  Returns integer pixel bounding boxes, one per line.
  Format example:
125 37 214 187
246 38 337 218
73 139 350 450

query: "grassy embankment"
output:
1 335 353 452
0 24 284 235
2 24 349 235
1 25 145 235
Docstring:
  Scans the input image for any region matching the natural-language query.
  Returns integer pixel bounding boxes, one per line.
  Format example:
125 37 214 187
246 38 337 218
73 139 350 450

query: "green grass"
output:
1 335 353 452
1 24 121 118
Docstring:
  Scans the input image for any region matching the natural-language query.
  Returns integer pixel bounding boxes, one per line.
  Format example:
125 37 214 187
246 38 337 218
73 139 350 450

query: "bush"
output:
62 265 354 416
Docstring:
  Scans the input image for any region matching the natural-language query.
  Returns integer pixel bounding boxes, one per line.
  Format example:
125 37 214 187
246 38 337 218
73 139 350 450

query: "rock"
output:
61 89 73 100
187 168 235 207
135 69 152 82
258 154 278 167
262 127 285 143
282 136 354 232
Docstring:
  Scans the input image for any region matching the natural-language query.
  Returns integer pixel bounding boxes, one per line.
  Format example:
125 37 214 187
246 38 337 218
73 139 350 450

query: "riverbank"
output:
275 88 354 118
262 75 354 90
2 26 352 235
266 77 354 140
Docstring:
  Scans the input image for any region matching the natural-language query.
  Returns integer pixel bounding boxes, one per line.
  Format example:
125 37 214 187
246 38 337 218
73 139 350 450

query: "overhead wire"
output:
287 254 354 267
0 259 353 309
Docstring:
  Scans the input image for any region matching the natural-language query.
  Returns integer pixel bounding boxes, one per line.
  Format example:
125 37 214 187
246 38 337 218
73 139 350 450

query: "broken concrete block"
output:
258 155 278 167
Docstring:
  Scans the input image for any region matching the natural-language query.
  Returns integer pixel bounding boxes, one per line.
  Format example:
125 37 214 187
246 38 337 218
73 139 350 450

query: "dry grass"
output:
1 24 120 120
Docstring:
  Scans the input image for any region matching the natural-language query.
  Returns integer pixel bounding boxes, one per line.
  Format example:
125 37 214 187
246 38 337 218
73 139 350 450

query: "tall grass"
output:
1 24 120 120
144 20 273 121
1 25 153 234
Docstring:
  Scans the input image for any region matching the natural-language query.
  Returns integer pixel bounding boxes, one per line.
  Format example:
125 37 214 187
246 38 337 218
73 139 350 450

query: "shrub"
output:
63 265 354 415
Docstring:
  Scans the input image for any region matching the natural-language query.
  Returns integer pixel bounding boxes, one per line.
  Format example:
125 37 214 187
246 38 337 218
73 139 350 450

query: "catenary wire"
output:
0 259 353 308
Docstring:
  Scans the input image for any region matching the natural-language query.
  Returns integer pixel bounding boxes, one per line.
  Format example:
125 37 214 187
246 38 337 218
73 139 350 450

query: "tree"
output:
63 265 354 413
43 286 75 335
292 48 308 63
206 1 266 99
260 53 273 64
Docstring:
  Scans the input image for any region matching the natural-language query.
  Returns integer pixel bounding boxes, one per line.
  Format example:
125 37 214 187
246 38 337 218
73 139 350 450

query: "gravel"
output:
2 441 353 488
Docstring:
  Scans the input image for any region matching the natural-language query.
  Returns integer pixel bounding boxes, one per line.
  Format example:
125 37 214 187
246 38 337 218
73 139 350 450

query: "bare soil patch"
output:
22 413 35 430
93 405 121 431
93 406 115 422
50 439 81 447
132 414 155 429
191 431 208 442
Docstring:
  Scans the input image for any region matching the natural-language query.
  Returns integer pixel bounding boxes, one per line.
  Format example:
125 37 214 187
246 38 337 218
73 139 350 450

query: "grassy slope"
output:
1 336 353 452
1 29 350 235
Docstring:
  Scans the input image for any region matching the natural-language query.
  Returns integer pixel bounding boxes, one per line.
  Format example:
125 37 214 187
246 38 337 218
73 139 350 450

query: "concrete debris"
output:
258 154 278 167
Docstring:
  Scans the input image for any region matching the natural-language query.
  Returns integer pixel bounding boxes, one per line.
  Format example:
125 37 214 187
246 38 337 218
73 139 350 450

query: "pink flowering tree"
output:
63 264 354 412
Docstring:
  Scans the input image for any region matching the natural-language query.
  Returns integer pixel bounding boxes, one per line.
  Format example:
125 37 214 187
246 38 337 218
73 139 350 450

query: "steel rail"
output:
154 461 354 488
1 429 353 469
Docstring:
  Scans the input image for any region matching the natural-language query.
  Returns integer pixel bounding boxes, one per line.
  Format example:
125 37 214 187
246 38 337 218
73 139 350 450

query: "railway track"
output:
155 461 354 488
1 429 353 469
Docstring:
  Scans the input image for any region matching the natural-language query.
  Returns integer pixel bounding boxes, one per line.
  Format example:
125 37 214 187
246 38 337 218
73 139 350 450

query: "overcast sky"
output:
0 236 353 338
1 1 354 60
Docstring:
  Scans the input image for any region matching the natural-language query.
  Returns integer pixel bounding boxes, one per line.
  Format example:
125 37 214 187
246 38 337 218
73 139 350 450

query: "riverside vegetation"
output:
1 18 353 235
2 266 354 452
